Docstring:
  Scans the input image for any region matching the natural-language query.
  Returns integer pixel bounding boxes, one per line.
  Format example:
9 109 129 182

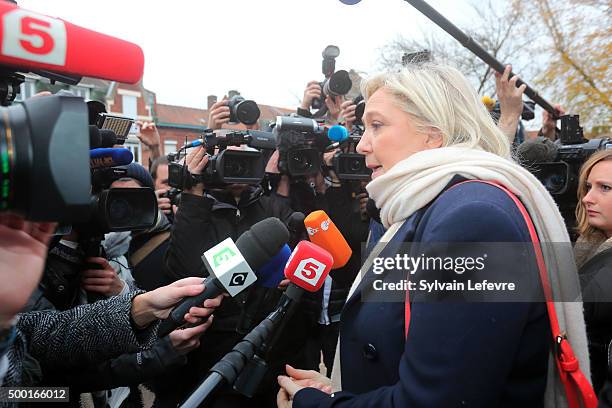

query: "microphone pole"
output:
179 286 302 408
402 0 559 118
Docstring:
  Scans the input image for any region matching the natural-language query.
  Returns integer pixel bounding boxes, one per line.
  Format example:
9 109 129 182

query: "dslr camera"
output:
227 95 261 126
311 45 353 114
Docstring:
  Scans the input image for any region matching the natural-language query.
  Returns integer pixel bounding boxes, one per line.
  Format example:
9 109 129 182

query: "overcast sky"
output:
19 0 483 110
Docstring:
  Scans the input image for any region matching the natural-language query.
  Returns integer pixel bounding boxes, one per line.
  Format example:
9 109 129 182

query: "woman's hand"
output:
277 365 333 406
130 277 223 328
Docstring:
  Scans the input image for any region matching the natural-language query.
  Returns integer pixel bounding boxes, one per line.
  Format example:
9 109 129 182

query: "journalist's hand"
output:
0 214 55 326
155 189 172 214
169 315 214 354
208 98 230 130
184 146 209 196
339 99 357 130
495 64 526 141
136 121 161 149
300 81 322 111
130 277 223 328
325 95 343 124
541 104 565 140
81 257 126 297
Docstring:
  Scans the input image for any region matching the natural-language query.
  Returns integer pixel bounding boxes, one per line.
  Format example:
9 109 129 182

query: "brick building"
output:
17 74 294 168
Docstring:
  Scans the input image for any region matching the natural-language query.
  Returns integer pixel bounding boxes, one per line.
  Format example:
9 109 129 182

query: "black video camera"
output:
524 115 611 227
332 127 371 181
228 95 261 126
275 116 331 177
0 94 91 222
168 128 276 189
311 45 353 113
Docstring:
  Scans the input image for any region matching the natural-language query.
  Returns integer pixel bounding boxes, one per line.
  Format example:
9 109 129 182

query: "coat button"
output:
363 343 378 360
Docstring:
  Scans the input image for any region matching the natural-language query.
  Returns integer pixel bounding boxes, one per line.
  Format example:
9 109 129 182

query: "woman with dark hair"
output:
574 149 612 393
276 63 594 408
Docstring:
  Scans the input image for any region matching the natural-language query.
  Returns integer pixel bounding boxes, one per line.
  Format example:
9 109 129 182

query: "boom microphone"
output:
90 148 133 169
159 217 290 337
304 210 352 269
0 2 144 83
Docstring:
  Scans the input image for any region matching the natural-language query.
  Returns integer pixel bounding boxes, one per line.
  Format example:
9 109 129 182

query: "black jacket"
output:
579 246 612 393
164 185 297 330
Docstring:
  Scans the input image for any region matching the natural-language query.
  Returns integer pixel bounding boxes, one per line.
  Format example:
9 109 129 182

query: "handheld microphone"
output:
89 148 133 169
304 210 352 269
284 240 333 293
0 2 144 83
159 217 290 337
328 125 349 143
180 241 333 408
89 126 118 149
257 244 292 288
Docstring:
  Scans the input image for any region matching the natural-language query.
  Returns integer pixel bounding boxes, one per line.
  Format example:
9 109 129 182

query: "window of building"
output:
164 140 177 155
122 95 138 119
72 87 91 99
124 142 141 164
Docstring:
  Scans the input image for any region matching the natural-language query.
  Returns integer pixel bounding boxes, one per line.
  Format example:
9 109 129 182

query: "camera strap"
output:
130 231 171 267
403 179 597 408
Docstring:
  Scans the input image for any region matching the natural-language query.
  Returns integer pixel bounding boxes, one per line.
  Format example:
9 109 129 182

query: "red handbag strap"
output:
404 179 597 407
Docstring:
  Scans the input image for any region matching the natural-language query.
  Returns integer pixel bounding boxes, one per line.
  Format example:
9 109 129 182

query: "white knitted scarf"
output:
330 147 590 408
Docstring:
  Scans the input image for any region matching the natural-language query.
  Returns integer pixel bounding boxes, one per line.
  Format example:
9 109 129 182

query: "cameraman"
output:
164 145 305 407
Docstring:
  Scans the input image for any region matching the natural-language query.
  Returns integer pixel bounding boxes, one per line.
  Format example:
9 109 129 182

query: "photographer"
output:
164 144 305 406
208 97 260 130
297 80 343 125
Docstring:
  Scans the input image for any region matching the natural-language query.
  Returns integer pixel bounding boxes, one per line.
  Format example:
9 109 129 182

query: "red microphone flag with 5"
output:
0 2 144 84
284 241 333 292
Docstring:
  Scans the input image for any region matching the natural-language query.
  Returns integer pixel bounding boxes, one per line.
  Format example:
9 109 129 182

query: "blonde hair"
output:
576 149 612 240
361 63 510 158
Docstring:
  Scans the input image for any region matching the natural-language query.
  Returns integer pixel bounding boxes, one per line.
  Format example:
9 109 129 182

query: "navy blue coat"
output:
294 176 550 408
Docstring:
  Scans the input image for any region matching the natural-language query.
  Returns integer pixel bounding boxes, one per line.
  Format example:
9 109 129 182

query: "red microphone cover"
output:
0 3 144 83
304 210 352 269
284 241 333 292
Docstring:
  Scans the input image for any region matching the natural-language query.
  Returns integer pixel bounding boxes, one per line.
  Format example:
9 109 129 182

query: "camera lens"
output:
325 70 352 97
293 154 312 171
349 158 363 172
108 197 133 225
224 157 246 177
